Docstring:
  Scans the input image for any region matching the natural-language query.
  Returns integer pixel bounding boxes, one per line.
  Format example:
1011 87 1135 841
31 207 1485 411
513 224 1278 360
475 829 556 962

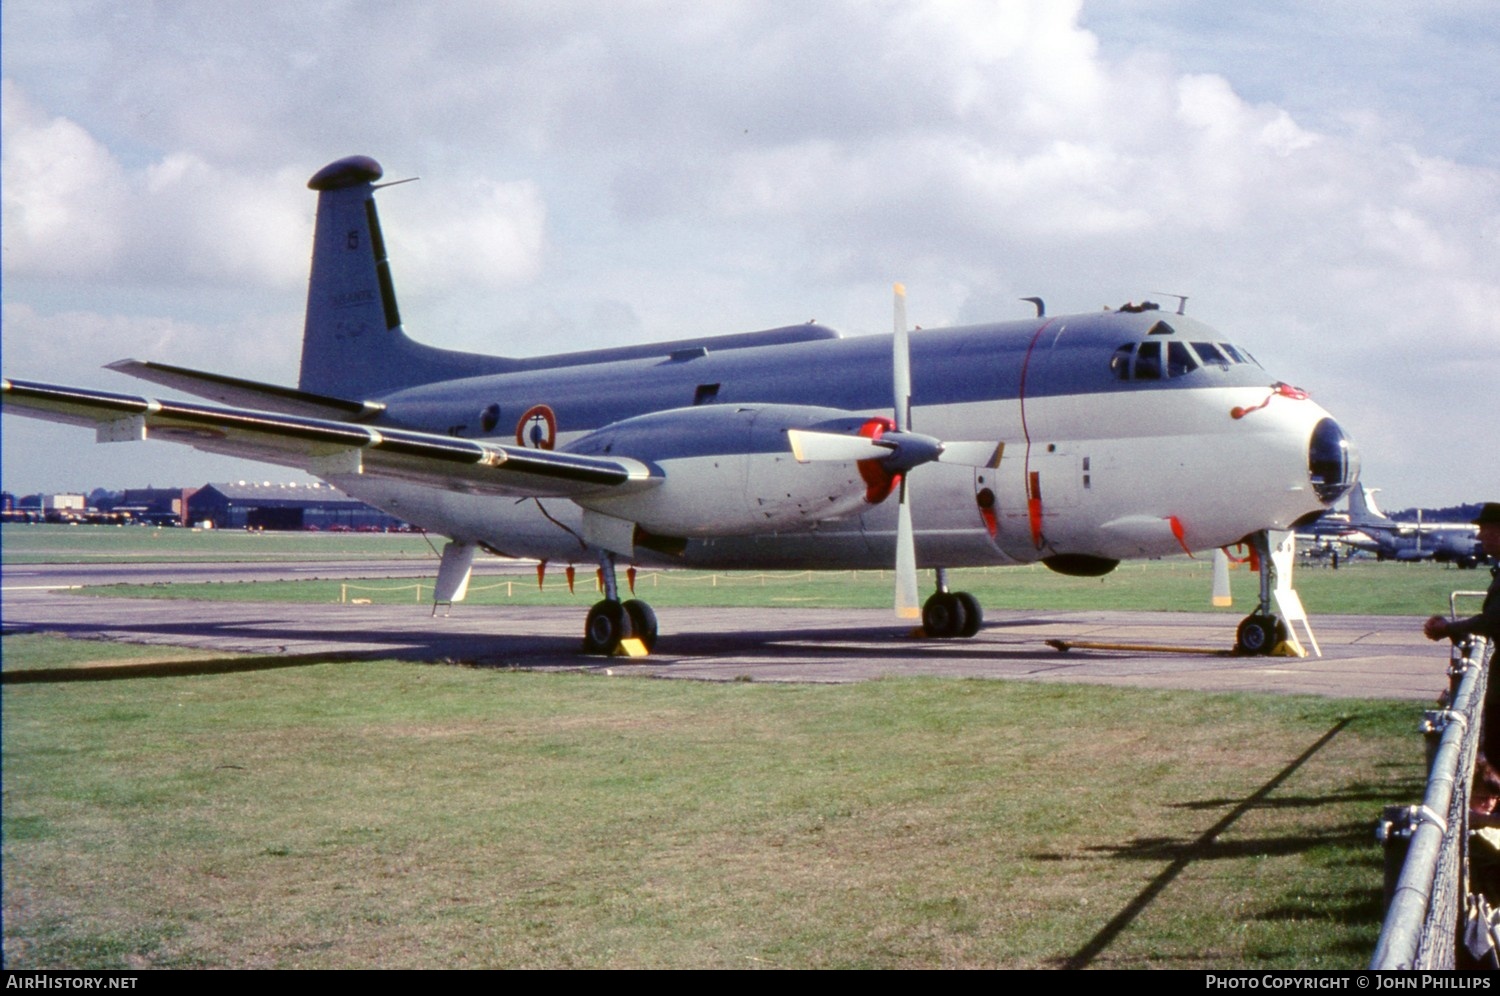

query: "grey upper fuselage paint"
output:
371 309 1275 446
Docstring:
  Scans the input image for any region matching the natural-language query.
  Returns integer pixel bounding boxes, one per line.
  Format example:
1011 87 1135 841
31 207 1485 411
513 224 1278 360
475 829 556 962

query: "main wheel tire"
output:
622 599 658 653
922 592 968 639
1235 613 1286 655
583 600 630 655
955 592 983 637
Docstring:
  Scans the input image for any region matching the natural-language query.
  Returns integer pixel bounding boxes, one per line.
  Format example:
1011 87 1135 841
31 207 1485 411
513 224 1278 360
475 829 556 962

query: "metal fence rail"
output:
1371 618 1490 970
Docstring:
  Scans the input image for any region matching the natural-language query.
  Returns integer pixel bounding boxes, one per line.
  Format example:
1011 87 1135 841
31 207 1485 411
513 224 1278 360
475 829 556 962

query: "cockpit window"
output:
1192 342 1231 368
1111 339 1257 381
1215 343 1257 367
1167 341 1198 377
1134 340 1162 379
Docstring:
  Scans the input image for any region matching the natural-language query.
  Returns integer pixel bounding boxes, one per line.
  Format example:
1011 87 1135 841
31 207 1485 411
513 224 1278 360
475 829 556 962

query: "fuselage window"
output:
480 403 501 433
1134 340 1162 380
1110 344 1134 380
1167 341 1198 377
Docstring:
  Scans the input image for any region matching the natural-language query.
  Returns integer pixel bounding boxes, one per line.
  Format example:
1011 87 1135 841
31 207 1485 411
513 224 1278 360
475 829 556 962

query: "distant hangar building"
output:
185 481 407 531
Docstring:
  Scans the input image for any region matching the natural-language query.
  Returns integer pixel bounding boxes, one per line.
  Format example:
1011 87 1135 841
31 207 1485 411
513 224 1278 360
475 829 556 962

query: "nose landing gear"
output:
1233 530 1302 656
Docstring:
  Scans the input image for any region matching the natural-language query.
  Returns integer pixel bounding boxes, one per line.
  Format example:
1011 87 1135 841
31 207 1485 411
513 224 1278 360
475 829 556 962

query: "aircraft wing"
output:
1 378 657 499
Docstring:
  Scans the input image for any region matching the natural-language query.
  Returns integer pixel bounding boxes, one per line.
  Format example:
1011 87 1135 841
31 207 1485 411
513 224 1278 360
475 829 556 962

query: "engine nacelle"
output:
564 403 883 539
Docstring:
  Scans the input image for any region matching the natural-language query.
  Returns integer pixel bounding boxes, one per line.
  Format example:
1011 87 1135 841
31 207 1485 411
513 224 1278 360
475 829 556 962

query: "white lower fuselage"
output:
330 380 1342 572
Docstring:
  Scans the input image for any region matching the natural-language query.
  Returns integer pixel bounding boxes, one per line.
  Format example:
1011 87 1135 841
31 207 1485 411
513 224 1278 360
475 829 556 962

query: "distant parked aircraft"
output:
1344 486 1483 567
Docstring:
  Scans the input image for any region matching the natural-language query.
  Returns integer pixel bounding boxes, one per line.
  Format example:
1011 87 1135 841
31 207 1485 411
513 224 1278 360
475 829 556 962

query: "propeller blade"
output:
1212 548 1232 607
894 477 920 618
891 282 922 619
786 429 889 464
935 440 1004 469
893 283 911 433
790 427 958 473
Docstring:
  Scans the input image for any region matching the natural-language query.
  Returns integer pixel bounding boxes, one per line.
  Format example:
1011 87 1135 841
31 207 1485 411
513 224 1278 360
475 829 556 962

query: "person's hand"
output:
1423 615 1451 641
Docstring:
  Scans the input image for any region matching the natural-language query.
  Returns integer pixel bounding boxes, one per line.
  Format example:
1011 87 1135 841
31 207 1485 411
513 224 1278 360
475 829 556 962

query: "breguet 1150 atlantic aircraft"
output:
2 155 1359 656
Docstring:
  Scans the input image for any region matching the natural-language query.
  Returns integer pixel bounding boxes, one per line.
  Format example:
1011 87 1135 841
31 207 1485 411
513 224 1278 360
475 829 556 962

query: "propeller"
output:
892 284 920 618
785 285 1002 619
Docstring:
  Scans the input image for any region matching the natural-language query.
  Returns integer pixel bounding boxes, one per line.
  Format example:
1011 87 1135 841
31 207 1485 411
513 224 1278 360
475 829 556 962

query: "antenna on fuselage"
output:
1020 296 1045 317
1151 292 1189 315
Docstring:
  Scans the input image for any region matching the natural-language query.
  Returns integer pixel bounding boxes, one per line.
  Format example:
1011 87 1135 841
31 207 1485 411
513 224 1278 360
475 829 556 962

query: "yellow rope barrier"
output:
333 565 1043 604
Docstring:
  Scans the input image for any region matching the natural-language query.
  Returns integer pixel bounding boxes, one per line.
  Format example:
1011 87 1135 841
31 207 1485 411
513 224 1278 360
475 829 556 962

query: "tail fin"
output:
299 156 510 399
1346 483 1387 524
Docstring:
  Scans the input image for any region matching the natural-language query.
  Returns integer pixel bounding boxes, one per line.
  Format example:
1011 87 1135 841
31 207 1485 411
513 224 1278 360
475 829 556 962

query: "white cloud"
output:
1 301 302 386
1 79 127 276
2 81 310 289
380 176 548 296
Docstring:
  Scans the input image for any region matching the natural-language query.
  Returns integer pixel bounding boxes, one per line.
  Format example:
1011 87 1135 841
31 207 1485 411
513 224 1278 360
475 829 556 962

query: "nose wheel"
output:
1235 612 1287 655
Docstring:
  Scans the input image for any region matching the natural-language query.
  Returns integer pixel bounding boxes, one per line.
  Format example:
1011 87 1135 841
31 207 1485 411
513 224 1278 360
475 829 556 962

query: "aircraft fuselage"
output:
330 308 1353 572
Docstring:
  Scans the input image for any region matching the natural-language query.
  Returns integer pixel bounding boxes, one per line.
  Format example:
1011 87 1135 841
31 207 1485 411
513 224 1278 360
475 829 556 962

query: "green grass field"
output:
1 634 1422 969
1 523 1455 968
1 522 438 564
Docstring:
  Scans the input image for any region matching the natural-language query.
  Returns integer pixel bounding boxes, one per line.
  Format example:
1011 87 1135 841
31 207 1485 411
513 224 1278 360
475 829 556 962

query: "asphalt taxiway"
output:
1 560 1449 700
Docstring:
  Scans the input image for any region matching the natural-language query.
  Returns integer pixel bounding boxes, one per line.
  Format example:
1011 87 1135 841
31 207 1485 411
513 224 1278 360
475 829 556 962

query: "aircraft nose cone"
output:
1309 417 1358 504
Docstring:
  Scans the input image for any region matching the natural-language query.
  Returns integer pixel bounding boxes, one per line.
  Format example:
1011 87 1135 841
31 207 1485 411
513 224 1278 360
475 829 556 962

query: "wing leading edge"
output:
1 378 657 500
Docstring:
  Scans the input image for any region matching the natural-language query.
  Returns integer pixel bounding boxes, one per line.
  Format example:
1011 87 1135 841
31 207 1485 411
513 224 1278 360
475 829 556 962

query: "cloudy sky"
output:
3 1 1496 511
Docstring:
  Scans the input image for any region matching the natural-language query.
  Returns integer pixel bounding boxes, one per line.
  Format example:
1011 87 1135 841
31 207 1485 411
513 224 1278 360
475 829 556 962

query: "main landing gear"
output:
582 552 658 656
921 568 983 639
1234 531 1288 655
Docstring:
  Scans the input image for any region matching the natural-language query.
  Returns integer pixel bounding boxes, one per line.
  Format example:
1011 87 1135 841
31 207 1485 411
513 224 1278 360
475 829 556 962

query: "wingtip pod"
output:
307 155 384 191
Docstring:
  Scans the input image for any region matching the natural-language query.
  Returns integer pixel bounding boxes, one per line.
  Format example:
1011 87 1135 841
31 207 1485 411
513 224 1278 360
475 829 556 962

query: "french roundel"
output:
515 404 557 450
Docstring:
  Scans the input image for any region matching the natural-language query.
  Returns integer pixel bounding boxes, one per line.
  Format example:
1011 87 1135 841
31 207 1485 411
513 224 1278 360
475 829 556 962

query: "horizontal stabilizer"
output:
106 360 386 421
